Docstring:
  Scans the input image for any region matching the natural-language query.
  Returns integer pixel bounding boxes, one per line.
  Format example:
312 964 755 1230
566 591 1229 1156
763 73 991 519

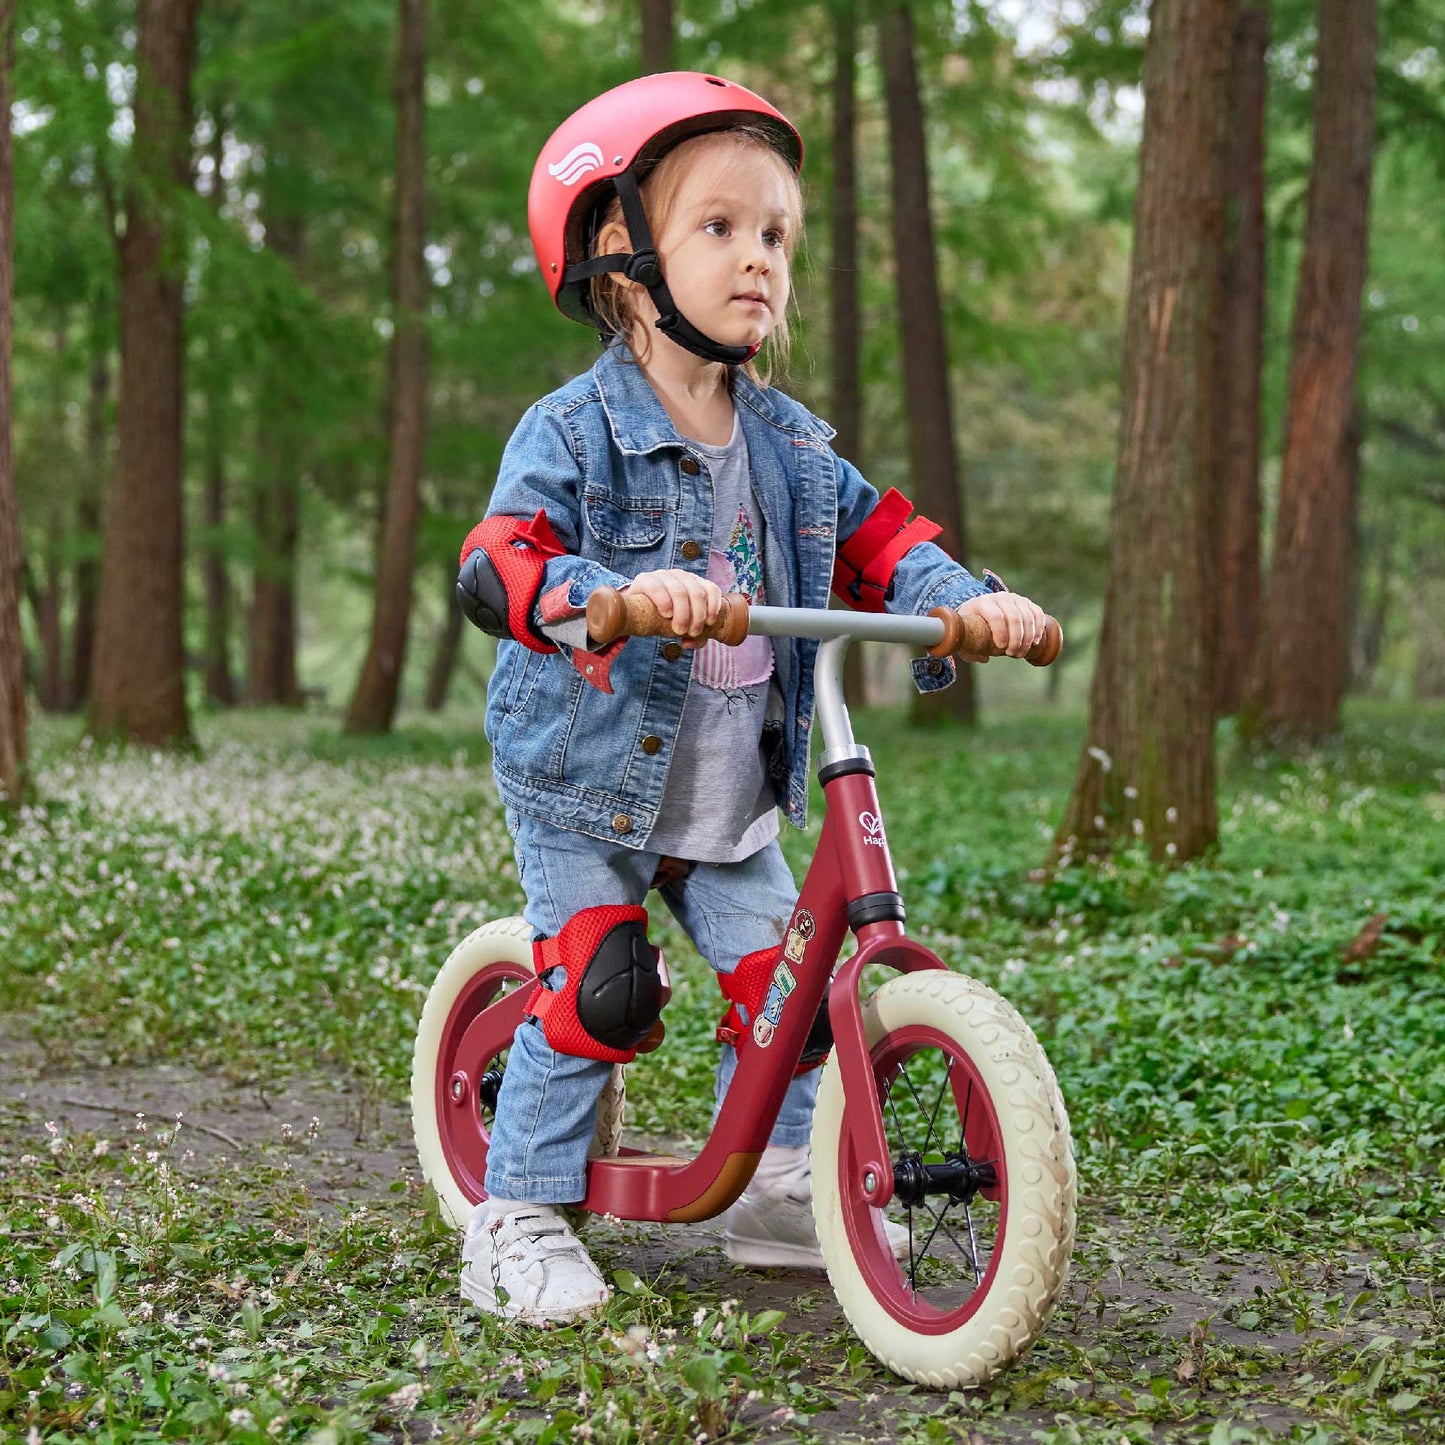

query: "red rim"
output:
838 1024 1009 1335
432 961 533 1204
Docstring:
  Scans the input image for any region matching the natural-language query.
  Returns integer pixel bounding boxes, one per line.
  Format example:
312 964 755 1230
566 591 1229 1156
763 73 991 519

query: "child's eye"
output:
704 219 731 238
764 229 786 249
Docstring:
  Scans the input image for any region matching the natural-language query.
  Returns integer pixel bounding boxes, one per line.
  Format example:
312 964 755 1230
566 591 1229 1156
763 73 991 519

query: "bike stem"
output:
807 627 954 1212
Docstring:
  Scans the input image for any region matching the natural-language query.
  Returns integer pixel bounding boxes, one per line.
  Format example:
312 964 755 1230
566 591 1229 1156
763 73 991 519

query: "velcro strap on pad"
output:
832 487 942 613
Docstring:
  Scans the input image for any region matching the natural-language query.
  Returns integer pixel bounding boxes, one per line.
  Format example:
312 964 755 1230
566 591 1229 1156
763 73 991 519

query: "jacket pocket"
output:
582 489 668 550
495 647 544 716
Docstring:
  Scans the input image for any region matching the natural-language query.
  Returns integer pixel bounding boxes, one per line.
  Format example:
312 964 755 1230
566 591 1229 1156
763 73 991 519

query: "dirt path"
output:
1 1018 1407 1442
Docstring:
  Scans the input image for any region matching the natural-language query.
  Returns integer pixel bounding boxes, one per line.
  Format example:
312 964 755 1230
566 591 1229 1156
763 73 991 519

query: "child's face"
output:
650 145 795 354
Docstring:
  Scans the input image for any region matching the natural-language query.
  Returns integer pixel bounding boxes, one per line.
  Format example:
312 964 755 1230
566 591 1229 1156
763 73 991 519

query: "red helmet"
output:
528 72 802 361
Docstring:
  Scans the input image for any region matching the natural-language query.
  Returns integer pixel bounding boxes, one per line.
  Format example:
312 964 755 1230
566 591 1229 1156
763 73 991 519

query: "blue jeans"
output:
484 809 819 1202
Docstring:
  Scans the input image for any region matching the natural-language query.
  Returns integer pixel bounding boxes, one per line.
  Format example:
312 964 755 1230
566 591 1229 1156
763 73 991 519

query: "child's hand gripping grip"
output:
586 586 750 647
927 608 1064 667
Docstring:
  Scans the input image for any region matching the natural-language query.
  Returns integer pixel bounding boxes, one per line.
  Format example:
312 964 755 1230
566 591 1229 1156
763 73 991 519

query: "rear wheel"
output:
411 917 628 1229
811 971 1075 1388
411 917 535 1228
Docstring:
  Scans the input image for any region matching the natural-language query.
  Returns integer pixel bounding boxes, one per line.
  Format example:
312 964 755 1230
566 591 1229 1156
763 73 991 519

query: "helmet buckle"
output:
624 250 663 288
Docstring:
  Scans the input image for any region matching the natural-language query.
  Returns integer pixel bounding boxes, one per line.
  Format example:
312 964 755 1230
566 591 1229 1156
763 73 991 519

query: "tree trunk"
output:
424 566 464 711
36 323 69 712
831 2 867 707
1055 0 1232 866
1352 514 1392 694
1242 0 1377 744
71 346 107 710
640 0 672 74
245 465 300 703
879 3 976 726
0 4 25 805
36 500 65 711
203 386 238 706
89 0 199 747
345 0 429 735
247 212 304 707
198 111 236 708
1214 3 1268 715
1413 568 1445 700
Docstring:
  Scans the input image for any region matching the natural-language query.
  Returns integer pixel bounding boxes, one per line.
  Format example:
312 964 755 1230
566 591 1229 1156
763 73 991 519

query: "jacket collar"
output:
593 341 830 456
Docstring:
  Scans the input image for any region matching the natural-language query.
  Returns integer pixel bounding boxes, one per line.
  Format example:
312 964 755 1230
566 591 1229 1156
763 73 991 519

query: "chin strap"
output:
564 169 762 367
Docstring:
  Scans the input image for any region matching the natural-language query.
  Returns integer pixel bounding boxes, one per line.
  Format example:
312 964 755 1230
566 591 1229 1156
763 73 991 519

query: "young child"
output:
455 72 1047 1326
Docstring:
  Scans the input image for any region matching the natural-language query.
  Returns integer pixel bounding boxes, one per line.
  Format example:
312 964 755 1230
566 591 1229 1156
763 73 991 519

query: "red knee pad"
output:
526 904 671 1063
716 944 832 1075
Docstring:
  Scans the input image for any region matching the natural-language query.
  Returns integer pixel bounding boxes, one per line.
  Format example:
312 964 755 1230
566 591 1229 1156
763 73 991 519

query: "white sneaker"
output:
723 1151 913 1270
460 1203 611 1325
724 1188 828 1268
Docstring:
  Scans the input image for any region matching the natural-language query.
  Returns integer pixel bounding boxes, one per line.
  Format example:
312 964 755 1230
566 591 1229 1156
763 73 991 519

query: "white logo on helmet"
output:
548 142 606 187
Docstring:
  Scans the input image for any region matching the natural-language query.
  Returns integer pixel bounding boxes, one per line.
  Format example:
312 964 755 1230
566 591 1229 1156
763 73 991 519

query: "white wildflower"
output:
387 1382 423 1416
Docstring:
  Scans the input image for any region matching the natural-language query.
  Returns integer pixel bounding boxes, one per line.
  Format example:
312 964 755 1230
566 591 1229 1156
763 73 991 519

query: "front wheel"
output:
811 971 1075 1388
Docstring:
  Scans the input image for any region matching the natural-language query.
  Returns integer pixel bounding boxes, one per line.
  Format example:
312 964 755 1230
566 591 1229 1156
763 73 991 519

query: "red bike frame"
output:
437 597 1059 1225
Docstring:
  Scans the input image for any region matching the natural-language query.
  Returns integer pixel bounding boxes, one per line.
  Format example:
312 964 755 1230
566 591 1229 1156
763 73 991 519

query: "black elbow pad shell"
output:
456 550 512 639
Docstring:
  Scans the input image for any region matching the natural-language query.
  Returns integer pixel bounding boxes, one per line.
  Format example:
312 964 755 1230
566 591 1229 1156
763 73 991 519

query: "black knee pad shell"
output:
526 904 670 1063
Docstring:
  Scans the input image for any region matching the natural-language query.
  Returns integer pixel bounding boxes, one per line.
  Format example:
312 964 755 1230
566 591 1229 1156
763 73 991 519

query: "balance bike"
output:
412 590 1076 1388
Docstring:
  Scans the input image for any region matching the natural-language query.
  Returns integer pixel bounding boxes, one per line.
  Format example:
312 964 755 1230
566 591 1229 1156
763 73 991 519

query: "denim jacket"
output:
482 343 989 849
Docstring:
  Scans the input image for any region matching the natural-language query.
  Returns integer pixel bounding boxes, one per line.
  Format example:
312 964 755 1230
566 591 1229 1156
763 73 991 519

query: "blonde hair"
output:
587 125 804 385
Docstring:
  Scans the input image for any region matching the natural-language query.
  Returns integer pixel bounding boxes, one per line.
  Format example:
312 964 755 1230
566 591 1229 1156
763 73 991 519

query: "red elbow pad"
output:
457 510 567 654
831 488 942 613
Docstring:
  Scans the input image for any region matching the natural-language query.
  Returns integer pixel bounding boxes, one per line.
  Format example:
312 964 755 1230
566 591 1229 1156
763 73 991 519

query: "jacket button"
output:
640 735 662 755
680 539 702 561
662 642 684 661
927 658 945 676
680 456 700 475
612 813 633 834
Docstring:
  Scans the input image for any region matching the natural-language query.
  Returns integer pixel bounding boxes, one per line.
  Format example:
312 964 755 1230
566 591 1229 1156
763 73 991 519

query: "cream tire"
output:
811 971 1075 1388
411 916 626 1230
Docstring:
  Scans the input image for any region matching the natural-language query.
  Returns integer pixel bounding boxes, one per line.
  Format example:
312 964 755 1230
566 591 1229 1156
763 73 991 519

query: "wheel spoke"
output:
915 1198 952 1268
898 1057 932 1129
963 1200 982 1281
923 1052 952 1156
906 1201 917 1294
884 1068 909 1147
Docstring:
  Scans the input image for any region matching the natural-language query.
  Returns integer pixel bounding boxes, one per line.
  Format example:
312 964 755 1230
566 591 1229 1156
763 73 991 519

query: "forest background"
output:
3 0 1443 808
2 4 1445 1441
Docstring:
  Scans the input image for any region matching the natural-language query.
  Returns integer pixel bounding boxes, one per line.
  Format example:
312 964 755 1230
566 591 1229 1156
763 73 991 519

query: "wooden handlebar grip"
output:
585 587 750 646
927 608 1063 667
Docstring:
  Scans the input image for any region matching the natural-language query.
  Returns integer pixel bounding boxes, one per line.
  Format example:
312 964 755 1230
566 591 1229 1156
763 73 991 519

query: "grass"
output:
2 699 1443 1442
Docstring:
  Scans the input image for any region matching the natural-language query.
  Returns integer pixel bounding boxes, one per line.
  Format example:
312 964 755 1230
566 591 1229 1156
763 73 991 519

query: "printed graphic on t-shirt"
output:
693 504 774 691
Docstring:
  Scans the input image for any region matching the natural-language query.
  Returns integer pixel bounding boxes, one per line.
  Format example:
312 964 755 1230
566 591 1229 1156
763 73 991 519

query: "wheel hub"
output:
477 1066 504 1114
892 1150 998 1208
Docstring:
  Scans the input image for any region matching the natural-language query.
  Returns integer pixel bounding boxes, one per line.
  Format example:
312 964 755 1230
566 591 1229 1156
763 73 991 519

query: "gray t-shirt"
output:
646 412 780 862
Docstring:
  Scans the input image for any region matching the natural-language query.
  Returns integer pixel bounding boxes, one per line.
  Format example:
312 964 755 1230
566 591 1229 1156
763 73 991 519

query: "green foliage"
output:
2 701 1442 1440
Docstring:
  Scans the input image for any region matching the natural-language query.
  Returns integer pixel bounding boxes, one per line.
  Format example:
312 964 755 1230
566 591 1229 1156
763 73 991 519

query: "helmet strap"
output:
563 168 761 367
